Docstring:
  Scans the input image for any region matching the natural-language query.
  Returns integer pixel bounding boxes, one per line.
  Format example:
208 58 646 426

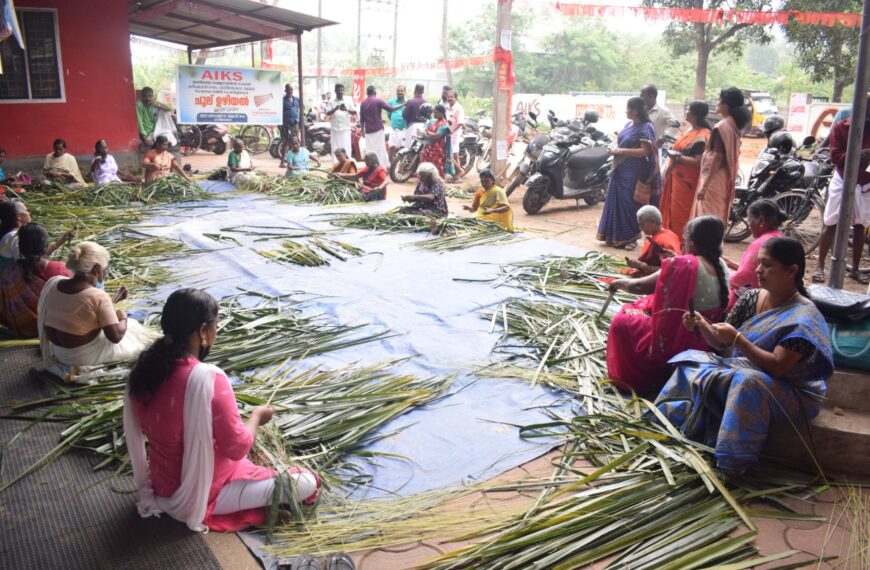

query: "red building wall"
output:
2 0 139 160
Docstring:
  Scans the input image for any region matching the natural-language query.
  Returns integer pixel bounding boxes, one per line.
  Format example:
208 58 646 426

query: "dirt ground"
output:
185 135 868 293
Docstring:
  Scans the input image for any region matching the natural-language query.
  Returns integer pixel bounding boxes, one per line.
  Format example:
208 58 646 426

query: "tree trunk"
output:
694 45 710 100
832 72 848 103
442 0 453 84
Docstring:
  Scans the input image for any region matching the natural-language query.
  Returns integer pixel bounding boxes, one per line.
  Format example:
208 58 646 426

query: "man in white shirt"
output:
325 84 357 161
640 85 677 148
446 90 465 180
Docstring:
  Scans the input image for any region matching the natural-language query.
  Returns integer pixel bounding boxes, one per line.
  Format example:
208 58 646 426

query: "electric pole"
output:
357 0 362 67
317 0 323 91
492 0 512 181
441 0 452 84
392 0 399 70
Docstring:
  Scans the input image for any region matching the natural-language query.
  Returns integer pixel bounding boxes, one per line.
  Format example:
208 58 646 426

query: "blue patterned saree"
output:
655 300 833 472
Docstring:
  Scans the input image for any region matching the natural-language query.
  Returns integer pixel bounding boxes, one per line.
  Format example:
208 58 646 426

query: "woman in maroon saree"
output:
605 216 729 395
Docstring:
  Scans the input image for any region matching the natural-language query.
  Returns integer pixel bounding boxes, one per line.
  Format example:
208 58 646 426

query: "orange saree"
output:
661 127 709 238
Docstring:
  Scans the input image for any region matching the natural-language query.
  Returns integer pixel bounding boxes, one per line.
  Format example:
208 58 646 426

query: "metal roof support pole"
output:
297 33 305 146
187 48 192 64
829 0 870 289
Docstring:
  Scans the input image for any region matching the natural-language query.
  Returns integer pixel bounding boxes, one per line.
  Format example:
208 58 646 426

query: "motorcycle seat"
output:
567 146 609 171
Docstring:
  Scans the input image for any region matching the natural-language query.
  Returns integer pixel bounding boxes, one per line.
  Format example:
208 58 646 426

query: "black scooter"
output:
521 120 612 214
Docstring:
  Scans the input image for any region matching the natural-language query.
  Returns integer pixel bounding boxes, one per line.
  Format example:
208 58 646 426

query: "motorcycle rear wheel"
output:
725 199 752 243
211 140 227 155
458 145 475 173
522 186 550 215
179 125 202 157
475 144 491 172
773 190 825 254
390 152 419 183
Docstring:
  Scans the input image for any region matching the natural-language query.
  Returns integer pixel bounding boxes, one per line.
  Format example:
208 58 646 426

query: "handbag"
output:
808 285 870 322
829 320 870 371
634 178 652 205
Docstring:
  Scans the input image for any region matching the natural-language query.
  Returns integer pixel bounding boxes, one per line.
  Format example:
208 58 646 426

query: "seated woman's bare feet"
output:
429 218 439 234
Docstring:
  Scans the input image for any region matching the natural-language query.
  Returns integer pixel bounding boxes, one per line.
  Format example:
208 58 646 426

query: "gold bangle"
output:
731 332 742 348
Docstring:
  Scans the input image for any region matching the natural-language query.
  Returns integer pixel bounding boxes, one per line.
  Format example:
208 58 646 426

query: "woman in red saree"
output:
605 216 729 395
418 104 454 179
660 101 711 239
691 87 749 224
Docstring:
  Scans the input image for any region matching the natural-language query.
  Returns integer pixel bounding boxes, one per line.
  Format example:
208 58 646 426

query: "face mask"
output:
95 281 105 290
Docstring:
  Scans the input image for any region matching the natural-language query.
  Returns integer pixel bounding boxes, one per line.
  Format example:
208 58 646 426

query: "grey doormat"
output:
0 346 222 569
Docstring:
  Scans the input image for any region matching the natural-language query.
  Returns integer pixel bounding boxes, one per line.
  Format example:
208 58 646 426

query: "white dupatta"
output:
123 362 221 532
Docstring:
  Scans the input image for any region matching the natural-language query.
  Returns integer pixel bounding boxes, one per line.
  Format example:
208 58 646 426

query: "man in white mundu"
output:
325 83 357 161
358 85 405 170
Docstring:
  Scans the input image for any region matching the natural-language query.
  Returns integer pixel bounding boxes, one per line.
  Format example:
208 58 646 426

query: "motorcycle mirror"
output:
529 111 537 120
802 135 816 147
667 118 681 128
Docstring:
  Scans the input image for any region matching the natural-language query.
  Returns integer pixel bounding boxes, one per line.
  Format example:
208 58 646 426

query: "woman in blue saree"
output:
597 97 661 249
656 237 833 475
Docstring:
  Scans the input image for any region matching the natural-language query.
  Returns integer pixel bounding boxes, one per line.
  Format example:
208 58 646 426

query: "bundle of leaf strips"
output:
444 186 476 199
138 176 210 204
418 397 811 570
250 175 364 205
329 213 517 251
258 238 363 267
0 294 395 490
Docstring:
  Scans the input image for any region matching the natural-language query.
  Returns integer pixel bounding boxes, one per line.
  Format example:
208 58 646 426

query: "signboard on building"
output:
786 93 809 135
351 69 366 104
176 64 282 125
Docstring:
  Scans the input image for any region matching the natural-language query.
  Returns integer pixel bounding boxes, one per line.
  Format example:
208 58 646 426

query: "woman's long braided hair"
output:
129 288 218 402
687 215 728 311
16 223 49 282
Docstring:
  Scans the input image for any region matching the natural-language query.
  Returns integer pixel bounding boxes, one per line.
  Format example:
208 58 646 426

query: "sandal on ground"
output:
811 269 825 283
291 554 322 570
850 271 870 285
325 553 356 570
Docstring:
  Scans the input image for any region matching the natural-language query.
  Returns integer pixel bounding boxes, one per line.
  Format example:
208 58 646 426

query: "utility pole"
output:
357 0 362 67
441 0 452 84
317 0 323 92
829 0 870 288
392 0 399 71
492 0 512 182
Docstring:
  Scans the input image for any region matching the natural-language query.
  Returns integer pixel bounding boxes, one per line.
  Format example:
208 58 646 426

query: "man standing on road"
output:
446 89 465 181
640 85 677 154
358 85 405 171
439 84 451 106
279 83 301 168
387 85 407 163
325 83 357 161
813 96 870 285
402 84 427 149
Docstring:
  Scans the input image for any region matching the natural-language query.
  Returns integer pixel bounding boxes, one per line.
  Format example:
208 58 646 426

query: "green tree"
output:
642 0 775 99
782 0 860 102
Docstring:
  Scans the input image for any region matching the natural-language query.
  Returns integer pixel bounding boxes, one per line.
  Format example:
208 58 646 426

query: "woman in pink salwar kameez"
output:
124 288 320 532
605 216 730 395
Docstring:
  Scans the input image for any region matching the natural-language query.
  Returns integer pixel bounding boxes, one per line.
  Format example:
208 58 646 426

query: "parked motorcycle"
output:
521 119 613 215
269 111 333 161
506 111 610 200
197 123 229 155
725 132 813 242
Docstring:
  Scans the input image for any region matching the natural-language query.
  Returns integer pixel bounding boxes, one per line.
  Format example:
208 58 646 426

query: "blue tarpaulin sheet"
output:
138 191 583 496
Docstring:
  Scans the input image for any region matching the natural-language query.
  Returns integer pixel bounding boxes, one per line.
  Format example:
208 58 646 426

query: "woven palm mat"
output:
0 347 220 569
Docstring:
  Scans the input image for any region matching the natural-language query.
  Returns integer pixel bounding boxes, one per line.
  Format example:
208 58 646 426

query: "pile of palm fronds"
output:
492 252 630 302
83 182 141 206
328 213 519 252
15 177 209 208
418 396 815 570
444 186 476 199
96 227 198 291
0 294 396 491
258 238 363 267
246 175 364 205
139 176 210 204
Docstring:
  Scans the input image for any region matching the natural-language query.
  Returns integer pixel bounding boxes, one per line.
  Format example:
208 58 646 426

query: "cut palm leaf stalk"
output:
0 294 395 490
138 176 211 204
418 402 789 570
250 174 365 205
259 240 330 267
327 213 517 252
84 181 141 206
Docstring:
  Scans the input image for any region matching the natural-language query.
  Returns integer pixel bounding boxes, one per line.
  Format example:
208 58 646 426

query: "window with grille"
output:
0 10 63 101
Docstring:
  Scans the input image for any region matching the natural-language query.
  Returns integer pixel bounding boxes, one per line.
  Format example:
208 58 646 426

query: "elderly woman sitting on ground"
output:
37 241 152 381
656 237 833 476
337 151 388 201
143 136 192 185
624 205 682 277
330 147 358 175
43 139 87 188
0 224 74 338
227 138 257 187
462 169 514 232
399 162 449 222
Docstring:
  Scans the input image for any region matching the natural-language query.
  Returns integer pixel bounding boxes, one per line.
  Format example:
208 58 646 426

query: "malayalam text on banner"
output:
177 64 283 125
